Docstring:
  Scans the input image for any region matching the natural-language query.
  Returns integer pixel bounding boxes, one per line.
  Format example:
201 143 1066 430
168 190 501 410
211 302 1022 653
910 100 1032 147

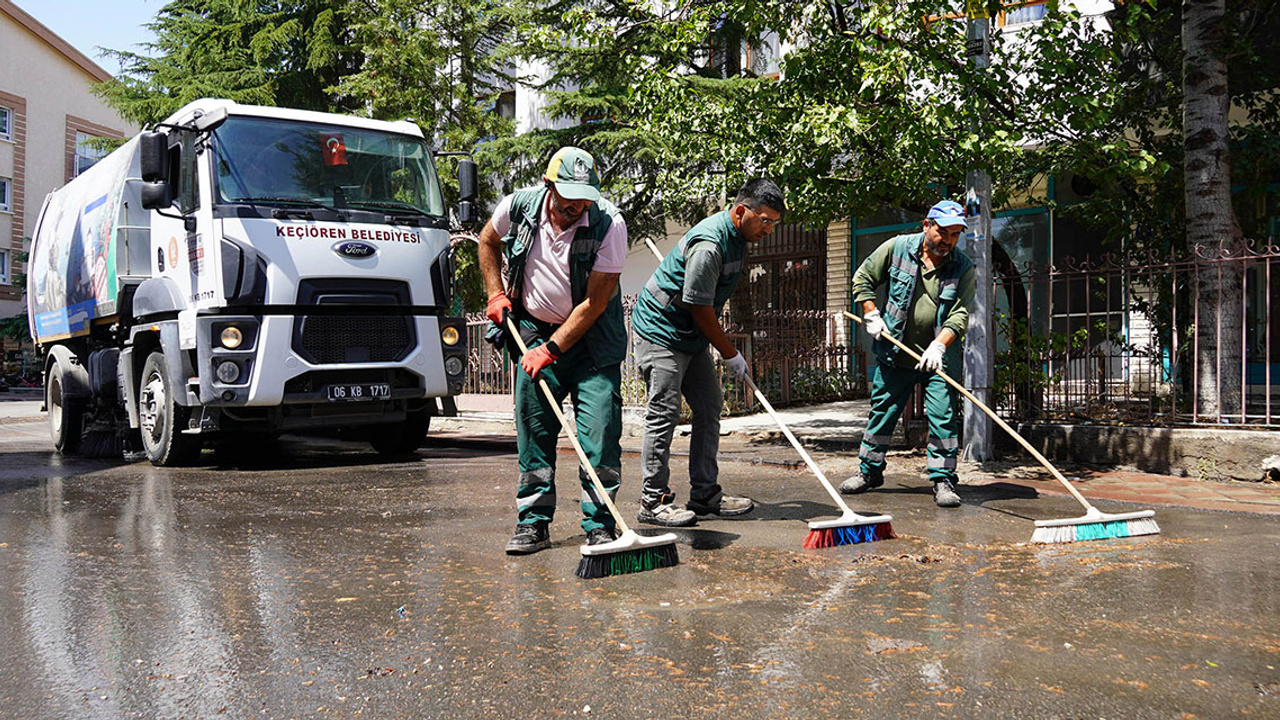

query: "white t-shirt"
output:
489 192 628 324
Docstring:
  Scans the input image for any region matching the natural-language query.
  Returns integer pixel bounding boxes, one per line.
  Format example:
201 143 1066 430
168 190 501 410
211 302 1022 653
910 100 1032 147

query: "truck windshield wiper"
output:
345 201 440 226
227 196 347 220
345 201 434 216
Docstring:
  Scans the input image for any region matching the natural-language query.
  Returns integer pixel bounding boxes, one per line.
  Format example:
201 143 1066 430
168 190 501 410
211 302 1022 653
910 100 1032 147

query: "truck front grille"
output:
296 314 413 363
292 279 416 364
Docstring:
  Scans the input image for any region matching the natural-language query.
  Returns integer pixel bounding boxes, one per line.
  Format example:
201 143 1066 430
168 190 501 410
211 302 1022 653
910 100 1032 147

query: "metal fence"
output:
995 239 1280 428
464 297 869 414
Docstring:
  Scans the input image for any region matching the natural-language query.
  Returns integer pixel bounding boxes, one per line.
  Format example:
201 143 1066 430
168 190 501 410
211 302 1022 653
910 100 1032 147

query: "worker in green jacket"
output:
631 179 786 526
842 200 976 508
478 147 629 554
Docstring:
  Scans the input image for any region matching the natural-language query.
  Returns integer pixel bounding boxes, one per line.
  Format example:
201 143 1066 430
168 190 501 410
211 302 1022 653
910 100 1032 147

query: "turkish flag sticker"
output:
322 134 348 166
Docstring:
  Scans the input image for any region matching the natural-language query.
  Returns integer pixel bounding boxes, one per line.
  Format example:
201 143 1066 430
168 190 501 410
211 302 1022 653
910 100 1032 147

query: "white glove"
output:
862 309 884 340
916 340 947 373
723 351 750 379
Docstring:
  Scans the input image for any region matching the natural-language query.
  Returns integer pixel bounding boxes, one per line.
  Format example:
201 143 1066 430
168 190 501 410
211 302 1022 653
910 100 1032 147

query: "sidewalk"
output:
445 394 1280 516
6 391 1279 514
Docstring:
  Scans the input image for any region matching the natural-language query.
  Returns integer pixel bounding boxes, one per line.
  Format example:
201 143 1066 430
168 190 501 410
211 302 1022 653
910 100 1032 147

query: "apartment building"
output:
0 0 136 326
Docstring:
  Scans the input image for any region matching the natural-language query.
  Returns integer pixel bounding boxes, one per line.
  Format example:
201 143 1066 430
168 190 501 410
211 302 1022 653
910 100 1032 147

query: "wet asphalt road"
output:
1 421 1279 719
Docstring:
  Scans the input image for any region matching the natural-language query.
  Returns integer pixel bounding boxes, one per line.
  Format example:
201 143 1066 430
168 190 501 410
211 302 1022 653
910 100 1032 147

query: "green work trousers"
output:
514 333 622 533
859 363 961 484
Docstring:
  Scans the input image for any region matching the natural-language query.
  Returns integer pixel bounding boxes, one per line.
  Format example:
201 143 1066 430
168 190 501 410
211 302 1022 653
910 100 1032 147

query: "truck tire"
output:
47 357 85 454
370 410 430 456
138 351 202 466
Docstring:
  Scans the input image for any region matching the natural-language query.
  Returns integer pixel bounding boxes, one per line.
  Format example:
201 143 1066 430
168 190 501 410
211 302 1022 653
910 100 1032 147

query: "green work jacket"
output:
632 210 745 354
494 186 627 367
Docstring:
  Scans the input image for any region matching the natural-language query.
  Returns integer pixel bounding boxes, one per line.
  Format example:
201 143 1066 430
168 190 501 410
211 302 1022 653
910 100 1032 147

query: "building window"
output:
747 32 781 78
0 106 11 141
0 249 9 285
495 90 516 120
1003 1 1048 27
74 132 109 177
0 177 11 213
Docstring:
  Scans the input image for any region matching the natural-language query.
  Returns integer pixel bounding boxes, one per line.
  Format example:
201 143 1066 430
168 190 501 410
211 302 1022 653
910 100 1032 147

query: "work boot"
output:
933 481 962 508
687 491 754 517
838 473 883 494
637 496 697 527
505 522 550 555
585 527 618 546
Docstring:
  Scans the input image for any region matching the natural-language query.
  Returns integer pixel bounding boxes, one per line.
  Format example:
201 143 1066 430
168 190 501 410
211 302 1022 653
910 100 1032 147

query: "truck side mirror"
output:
140 181 173 210
457 159 477 202
140 131 168 182
457 201 474 226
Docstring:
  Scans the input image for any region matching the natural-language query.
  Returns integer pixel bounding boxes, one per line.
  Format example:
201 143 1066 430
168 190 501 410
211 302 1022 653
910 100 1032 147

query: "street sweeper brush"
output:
842 311 1160 544
505 317 680 578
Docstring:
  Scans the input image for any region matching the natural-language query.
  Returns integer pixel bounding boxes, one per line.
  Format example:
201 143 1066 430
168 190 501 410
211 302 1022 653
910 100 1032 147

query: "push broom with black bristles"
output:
841 311 1160 543
639 238 894 548
505 317 679 578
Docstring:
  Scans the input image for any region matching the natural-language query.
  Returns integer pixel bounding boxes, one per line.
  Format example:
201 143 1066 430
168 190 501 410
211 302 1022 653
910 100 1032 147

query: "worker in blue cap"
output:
841 200 976 508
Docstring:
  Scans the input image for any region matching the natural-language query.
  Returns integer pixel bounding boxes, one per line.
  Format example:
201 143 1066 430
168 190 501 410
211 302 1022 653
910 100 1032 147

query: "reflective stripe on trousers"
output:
514 342 623 532
858 363 961 483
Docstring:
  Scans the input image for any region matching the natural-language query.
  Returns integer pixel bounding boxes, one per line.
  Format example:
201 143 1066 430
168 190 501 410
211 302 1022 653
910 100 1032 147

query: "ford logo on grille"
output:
334 241 377 259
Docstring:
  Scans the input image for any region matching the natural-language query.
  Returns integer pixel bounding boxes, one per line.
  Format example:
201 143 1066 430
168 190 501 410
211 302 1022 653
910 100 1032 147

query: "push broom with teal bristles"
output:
842 311 1160 544
506 317 679 578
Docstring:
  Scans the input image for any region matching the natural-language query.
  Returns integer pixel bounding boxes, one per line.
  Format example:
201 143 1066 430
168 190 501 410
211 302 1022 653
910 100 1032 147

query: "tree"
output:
97 0 363 126
334 0 527 312
1184 0 1242 417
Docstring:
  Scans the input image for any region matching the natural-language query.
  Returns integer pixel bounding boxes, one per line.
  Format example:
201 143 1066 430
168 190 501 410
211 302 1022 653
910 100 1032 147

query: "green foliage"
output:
97 0 364 125
333 0 526 312
0 247 29 342
0 313 28 343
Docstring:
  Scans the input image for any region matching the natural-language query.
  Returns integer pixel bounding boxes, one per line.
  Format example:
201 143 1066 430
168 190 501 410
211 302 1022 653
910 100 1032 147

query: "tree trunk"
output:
1184 0 1244 420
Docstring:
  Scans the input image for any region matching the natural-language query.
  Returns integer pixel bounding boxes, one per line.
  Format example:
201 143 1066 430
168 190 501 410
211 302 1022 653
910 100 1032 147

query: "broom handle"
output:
841 311 1096 513
643 237 854 513
744 375 854 513
506 316 633 534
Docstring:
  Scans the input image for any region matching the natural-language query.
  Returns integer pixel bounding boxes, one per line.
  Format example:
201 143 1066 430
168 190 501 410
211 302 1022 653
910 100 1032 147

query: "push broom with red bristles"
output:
744 375 896 547
506 317 680 578
841 311 1159 544
639 239 893 547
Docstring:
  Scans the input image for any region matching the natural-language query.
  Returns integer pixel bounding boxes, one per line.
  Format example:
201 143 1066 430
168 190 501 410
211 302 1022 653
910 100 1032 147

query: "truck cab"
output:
28 99 477 465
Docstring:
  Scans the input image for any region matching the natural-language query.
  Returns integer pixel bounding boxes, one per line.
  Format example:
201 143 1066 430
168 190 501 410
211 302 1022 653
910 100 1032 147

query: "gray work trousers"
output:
634 334 722 505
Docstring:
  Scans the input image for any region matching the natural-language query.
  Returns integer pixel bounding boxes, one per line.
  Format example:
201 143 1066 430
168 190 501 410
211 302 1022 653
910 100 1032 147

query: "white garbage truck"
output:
27 99 476 465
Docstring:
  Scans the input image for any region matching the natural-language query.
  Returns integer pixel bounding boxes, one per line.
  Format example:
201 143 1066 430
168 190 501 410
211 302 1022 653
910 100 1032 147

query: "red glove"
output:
486 291 513 325
521 342 561 380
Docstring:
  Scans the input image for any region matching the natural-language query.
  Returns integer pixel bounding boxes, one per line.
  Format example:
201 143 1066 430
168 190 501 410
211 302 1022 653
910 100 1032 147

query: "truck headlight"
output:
216 360 241 384
220 326 244 349
444 356 464 376
441 325 460 346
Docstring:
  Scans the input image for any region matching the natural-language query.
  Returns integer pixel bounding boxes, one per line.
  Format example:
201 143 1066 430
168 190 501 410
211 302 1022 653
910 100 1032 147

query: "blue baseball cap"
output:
927 200 968 228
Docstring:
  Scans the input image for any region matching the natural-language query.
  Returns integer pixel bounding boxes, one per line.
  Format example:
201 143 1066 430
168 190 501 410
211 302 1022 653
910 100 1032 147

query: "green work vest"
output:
495 186 627 367
877 232 973 367
632 210 745 354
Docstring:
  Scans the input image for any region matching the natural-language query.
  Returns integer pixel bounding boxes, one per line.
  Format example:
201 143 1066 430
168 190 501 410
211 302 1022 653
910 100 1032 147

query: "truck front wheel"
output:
47 357 85 454
138 351 201 466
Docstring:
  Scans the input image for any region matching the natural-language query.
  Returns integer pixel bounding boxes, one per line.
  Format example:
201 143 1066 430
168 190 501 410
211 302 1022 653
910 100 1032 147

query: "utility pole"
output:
962 1 995 461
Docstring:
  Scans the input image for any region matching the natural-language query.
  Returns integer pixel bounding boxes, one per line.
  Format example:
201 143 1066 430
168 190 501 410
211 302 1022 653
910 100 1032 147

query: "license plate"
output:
326 383 391 402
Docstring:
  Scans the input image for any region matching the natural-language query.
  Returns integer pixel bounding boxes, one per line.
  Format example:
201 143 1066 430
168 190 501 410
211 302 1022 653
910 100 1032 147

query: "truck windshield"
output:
211 116 445 217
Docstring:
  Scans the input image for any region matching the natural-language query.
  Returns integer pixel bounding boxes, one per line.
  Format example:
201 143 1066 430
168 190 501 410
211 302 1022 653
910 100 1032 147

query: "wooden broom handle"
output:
506 316 632 534
841 311 1095 512
744 376 852 512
